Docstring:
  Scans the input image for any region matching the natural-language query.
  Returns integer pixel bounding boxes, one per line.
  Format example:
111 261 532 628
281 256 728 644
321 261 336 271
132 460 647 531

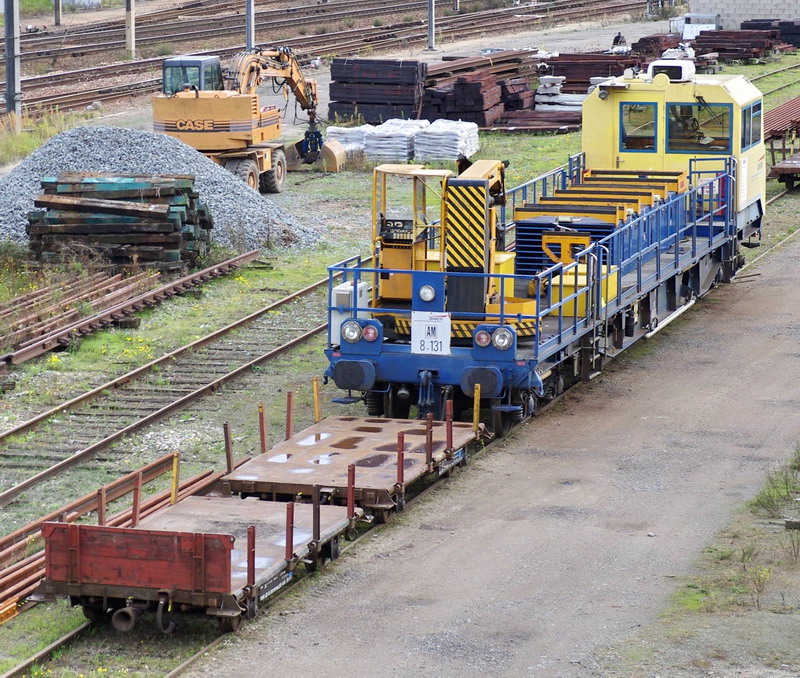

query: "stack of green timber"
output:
27 173 214 270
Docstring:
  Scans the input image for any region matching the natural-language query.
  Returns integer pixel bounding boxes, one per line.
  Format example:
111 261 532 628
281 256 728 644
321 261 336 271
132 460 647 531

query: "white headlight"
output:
341 320 362 343
419 284 436 302
492 327 514 350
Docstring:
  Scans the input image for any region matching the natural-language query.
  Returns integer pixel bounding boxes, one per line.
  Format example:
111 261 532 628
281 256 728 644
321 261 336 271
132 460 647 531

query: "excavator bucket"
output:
285 138 346 172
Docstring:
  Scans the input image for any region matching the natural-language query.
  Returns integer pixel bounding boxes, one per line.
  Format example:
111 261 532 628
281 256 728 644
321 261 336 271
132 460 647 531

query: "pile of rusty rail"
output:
484 110 582 134
28 174 214 271
691 29 794 61
328 58 428 123
0 453 226 625
741 19 800 48
0 271 157 356
537 52 642 93
630 33 682 57
327 50 540 124
0 249 260 373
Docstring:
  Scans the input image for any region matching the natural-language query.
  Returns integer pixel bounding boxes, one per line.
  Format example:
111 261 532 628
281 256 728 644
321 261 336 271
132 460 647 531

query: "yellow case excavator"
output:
152 46 344 193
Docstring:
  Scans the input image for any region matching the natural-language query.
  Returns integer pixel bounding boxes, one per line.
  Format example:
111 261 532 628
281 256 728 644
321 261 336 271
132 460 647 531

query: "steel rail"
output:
0 250 260 370
1 0 643 66
751 61 800 82
4 187 796 675
13 0 443 52
761 79 800 97
17 0 646 112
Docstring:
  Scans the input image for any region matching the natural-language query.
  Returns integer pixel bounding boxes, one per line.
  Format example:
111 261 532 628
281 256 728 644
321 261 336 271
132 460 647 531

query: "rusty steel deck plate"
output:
223 416 480 507
137 496 350 593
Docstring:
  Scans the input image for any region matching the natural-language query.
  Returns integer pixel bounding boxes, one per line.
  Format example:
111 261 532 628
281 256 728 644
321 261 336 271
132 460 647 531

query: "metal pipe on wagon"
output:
285 391 294 440
472 383 481 434
258 403 268 454
312 485 321 544
223 422 234 473
284 502 295 563
445 399 454 450
97 487 106 526
131 472 142 527
247 525 256 588
396 432 405 486
347 464 356 520
425 413 434 466
170 452 180 505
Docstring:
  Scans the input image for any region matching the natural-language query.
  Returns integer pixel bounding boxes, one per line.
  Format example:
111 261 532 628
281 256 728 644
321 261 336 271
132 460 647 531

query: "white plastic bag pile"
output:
325 124 376 164
414 119 480 161
325 124 375 146
364 119 430 162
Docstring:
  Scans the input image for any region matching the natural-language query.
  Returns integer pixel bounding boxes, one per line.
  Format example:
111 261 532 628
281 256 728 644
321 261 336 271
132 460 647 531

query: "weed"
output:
781 530 800 565
372 18 384 27
154 43 175 57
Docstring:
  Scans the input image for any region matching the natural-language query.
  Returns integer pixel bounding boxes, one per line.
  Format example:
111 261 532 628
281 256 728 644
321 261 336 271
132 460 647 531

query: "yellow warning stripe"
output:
446 185 487 268
393 317 538 338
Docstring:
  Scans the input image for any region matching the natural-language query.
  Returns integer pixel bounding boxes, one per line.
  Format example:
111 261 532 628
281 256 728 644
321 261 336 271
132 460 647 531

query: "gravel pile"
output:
0 126 319 250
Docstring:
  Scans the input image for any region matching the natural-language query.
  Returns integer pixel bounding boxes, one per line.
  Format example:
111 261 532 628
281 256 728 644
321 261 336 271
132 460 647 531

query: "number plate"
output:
411 311 451 355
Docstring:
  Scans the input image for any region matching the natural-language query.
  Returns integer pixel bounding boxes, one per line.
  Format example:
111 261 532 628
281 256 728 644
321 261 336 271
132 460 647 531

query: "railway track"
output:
13 0 647 113
0 267 345 514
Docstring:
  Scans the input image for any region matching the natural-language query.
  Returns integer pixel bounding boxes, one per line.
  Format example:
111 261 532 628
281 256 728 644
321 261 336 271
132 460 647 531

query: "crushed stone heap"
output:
0 126 318 251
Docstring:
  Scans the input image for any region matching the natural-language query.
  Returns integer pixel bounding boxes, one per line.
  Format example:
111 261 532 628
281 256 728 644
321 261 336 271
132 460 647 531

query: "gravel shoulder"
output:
186 222 800 678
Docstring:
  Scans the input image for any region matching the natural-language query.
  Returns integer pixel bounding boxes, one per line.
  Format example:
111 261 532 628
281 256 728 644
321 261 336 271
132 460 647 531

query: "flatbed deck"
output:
39 496 355 627
223 416 480 510
768 152 800 188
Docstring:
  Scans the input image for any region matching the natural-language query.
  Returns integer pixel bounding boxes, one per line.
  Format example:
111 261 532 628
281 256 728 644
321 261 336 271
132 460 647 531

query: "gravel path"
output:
0 126 319 250
186 220 800 678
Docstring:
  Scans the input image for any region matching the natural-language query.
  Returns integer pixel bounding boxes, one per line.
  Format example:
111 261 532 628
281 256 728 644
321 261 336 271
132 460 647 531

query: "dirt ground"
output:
181 231 800 678
12 14 800 676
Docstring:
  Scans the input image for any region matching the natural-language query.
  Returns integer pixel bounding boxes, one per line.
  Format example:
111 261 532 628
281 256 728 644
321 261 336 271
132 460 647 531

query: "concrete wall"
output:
688 0 799 31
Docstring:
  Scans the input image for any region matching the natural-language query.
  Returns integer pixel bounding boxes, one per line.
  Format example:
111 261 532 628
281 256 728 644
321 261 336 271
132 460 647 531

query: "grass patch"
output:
0 600 85 674
0 109 95 167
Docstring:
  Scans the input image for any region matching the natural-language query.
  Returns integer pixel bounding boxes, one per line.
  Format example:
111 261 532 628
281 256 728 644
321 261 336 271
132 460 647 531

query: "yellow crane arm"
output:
225 46 319 119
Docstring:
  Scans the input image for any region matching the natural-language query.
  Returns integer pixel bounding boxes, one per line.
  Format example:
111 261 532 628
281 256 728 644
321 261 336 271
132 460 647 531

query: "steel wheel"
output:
218 613 243 633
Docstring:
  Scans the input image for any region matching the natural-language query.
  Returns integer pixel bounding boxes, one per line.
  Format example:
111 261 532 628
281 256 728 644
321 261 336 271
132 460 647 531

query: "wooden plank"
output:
33 195 171 219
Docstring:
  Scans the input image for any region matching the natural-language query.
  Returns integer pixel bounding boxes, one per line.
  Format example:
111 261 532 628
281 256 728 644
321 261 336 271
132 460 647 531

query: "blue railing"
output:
500 151 585 226
329 166 731 365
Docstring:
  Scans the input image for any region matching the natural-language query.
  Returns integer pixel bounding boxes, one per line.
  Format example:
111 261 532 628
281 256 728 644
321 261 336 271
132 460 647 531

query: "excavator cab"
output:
161 56 224 95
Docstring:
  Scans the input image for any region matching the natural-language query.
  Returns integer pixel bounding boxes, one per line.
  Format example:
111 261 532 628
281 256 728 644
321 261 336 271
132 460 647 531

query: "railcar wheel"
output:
82 605 106 624
386 387 411 419
374 508 393 524
218 613 243 633
489 401 513 438
305 549 326 573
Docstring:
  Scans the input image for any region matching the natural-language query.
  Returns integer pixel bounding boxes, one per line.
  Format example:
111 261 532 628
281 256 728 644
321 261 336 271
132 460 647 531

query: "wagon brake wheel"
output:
218 613 243 633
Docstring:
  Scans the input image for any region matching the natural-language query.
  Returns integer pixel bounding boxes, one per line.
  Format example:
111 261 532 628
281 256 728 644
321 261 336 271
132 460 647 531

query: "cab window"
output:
163 66 200 95
666 103 731 154
741 101 762 150
203 63 224 91
620 103 657 152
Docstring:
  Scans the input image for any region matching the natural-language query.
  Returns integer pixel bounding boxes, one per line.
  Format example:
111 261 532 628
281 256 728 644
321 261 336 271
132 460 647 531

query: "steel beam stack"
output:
328 58 427 124
741 19 800 48
691 29 790 60
27 173 213 270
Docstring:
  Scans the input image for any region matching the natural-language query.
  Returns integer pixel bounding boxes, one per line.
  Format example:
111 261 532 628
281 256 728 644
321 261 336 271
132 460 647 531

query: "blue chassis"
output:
325 156 752 405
